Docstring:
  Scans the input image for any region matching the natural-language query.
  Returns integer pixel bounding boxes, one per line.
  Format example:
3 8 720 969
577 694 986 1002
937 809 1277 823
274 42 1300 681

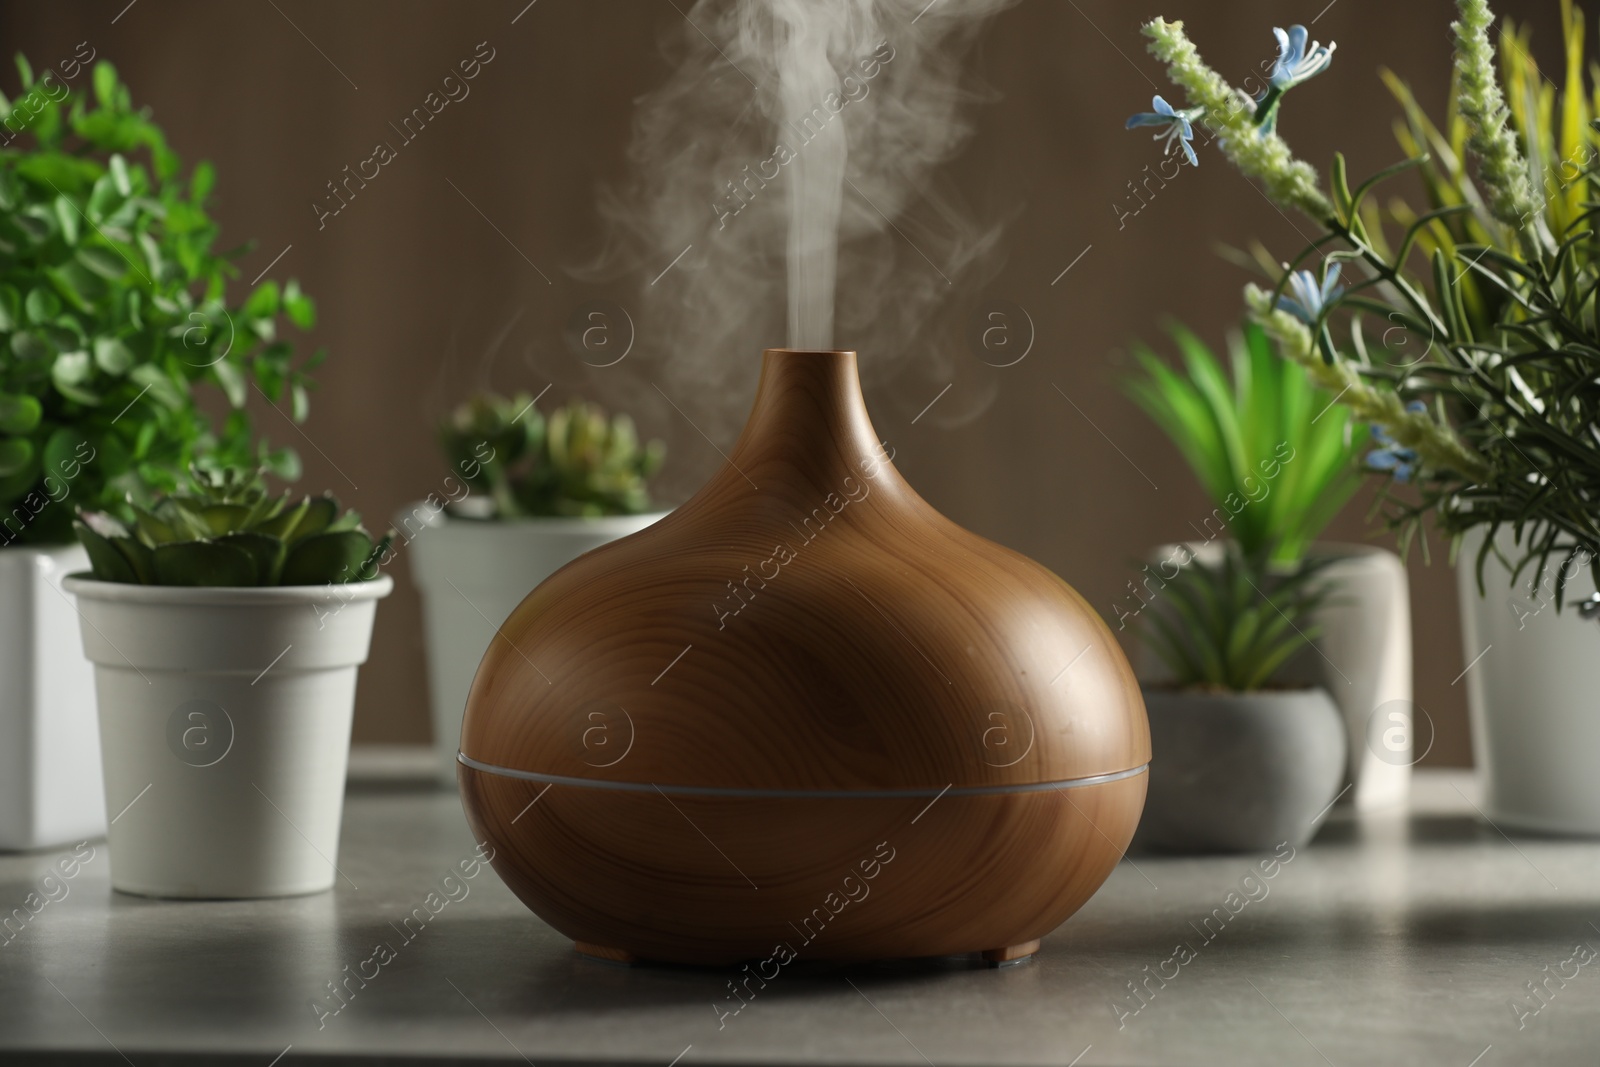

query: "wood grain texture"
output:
460 349 1150 961
461 763 1147 964
461 350 1149 790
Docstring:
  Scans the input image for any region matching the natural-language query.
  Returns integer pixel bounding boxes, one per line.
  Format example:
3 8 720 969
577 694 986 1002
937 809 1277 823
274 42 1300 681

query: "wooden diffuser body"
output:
459 350 1149 965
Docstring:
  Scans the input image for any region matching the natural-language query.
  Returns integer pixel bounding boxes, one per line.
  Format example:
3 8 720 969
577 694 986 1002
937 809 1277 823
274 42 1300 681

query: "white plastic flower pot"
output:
0 544 106 851
62 573 392 898
1458 527 1600 834
400 501 665 784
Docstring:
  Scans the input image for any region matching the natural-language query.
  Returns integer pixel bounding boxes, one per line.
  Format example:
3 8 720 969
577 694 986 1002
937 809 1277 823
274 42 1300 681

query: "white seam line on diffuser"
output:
1308 782 1352 826
47 180 152 285
444 577 552 685
654 383 761 490
1452 644 1492 685
1245 978 1337 1067
910 784 952 824
44 978 135 1067
663 0 760 89
253 782 361 891
266 1044 294 1067
650 243 694 286
110 783 152 825
445 177 553 284
910 384 952 425
110 384 152 424
110 0 137 23
265 0 358 90
1067 1045 1092 1067
252 644 293 686
842 576 952 686
1450 781 1559 890
845 177 951 285
654 784 758 889
1309 384 1351 424
1243 574 1352 687
653 644 693 685
45 581 151 685
445 978 536 1066
1052 383 1159 491
511 0 539 24
1050 644 1092 685
509 383 552 426
911 0 941 23
510 783 553 824
249 244 294 286
846 979 936 1067
1465 1045 1493 1067
1059 788 1157 891
667 1044 693 1067
252 383 360 490
1050 243 1093 285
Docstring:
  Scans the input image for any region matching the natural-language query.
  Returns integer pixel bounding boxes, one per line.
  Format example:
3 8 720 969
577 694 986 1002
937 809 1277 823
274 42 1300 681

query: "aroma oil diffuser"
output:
459 349 1149 965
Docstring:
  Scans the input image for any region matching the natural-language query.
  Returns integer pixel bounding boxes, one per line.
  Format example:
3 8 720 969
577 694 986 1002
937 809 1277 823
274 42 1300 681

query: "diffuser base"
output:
982 940 1040 965
574 941 640 965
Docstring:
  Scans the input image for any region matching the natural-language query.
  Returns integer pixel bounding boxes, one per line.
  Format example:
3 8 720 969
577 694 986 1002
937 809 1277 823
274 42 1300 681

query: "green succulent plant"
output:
0 56 321 547
74 467 391 586
1143 543 1335 692
440 393 665 518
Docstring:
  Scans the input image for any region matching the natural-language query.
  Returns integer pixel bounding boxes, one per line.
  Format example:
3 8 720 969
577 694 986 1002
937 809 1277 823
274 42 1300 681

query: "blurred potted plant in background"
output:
0 57 319 850
403 393 666 784
1123 322 1412 810
67 468 392 898
1132 541 1345 852
1134 1 1600 832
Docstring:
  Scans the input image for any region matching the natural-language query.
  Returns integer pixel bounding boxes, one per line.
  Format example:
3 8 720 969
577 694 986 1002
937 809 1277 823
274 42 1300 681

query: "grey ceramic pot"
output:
1134 687 1347 854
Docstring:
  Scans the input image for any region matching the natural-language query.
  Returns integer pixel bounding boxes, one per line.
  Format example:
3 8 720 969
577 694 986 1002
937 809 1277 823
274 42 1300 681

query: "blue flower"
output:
1275 264 1343 325
1126 95 1201 166
1252 25 1336 133
1365 403 1427 482
1269 25 1336 91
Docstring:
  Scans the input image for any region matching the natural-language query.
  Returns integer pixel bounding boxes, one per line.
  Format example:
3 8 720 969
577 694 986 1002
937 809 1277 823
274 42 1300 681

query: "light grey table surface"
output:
1 758 1596 1067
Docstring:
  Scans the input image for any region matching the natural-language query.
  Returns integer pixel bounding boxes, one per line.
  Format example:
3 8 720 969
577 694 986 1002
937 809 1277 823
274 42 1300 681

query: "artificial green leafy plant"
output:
0 56 320 546
1124 321 1365 565
1129 2 1600 607
440 393 665 518
74 467 391 587
1141 542 1335 692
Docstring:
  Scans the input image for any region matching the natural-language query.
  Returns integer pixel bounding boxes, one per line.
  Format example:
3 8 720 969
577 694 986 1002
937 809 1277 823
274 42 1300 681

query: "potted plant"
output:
1133 541 1346 853
65 468 391 898
0 58 318 850
403 393 666 784
1131 2 1600 831
1123 321 1412 807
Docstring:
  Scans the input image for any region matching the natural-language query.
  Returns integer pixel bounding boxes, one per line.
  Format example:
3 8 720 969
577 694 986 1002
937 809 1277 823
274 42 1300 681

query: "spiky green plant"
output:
440 394 664 519
1134 1 1600 606
1125 320 1366 564
1143 543 1335 691
74 467 390 586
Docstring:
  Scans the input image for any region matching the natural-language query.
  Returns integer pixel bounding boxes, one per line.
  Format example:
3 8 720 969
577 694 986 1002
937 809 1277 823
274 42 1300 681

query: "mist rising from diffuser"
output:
590 0 1018 435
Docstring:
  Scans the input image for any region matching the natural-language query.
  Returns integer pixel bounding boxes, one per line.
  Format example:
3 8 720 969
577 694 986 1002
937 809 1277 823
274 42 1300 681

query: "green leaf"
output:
216 531 285 585
75 520 139 583
51 350 92 387
0 394 42 435
0 437 34 478
93 337 134 375
152 540 259 586
281 529 376 585
25 287 60 324
213 359 246 408
93 62 117 109
42 427 90 481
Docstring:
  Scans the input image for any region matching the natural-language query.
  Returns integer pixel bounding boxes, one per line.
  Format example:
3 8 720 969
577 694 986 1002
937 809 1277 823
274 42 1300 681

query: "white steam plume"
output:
588 0 1018 433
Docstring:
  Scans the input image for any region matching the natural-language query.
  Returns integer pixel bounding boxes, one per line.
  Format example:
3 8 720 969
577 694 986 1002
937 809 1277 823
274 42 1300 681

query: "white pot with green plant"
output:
66 469 393 898
1131 541 1347 853
1124 321 1412 810
1132 1 1600 830
402 393 666 784
0 59 320 850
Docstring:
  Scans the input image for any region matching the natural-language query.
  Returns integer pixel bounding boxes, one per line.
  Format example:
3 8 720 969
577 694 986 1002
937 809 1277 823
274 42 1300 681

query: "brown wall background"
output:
1 0 1567 765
